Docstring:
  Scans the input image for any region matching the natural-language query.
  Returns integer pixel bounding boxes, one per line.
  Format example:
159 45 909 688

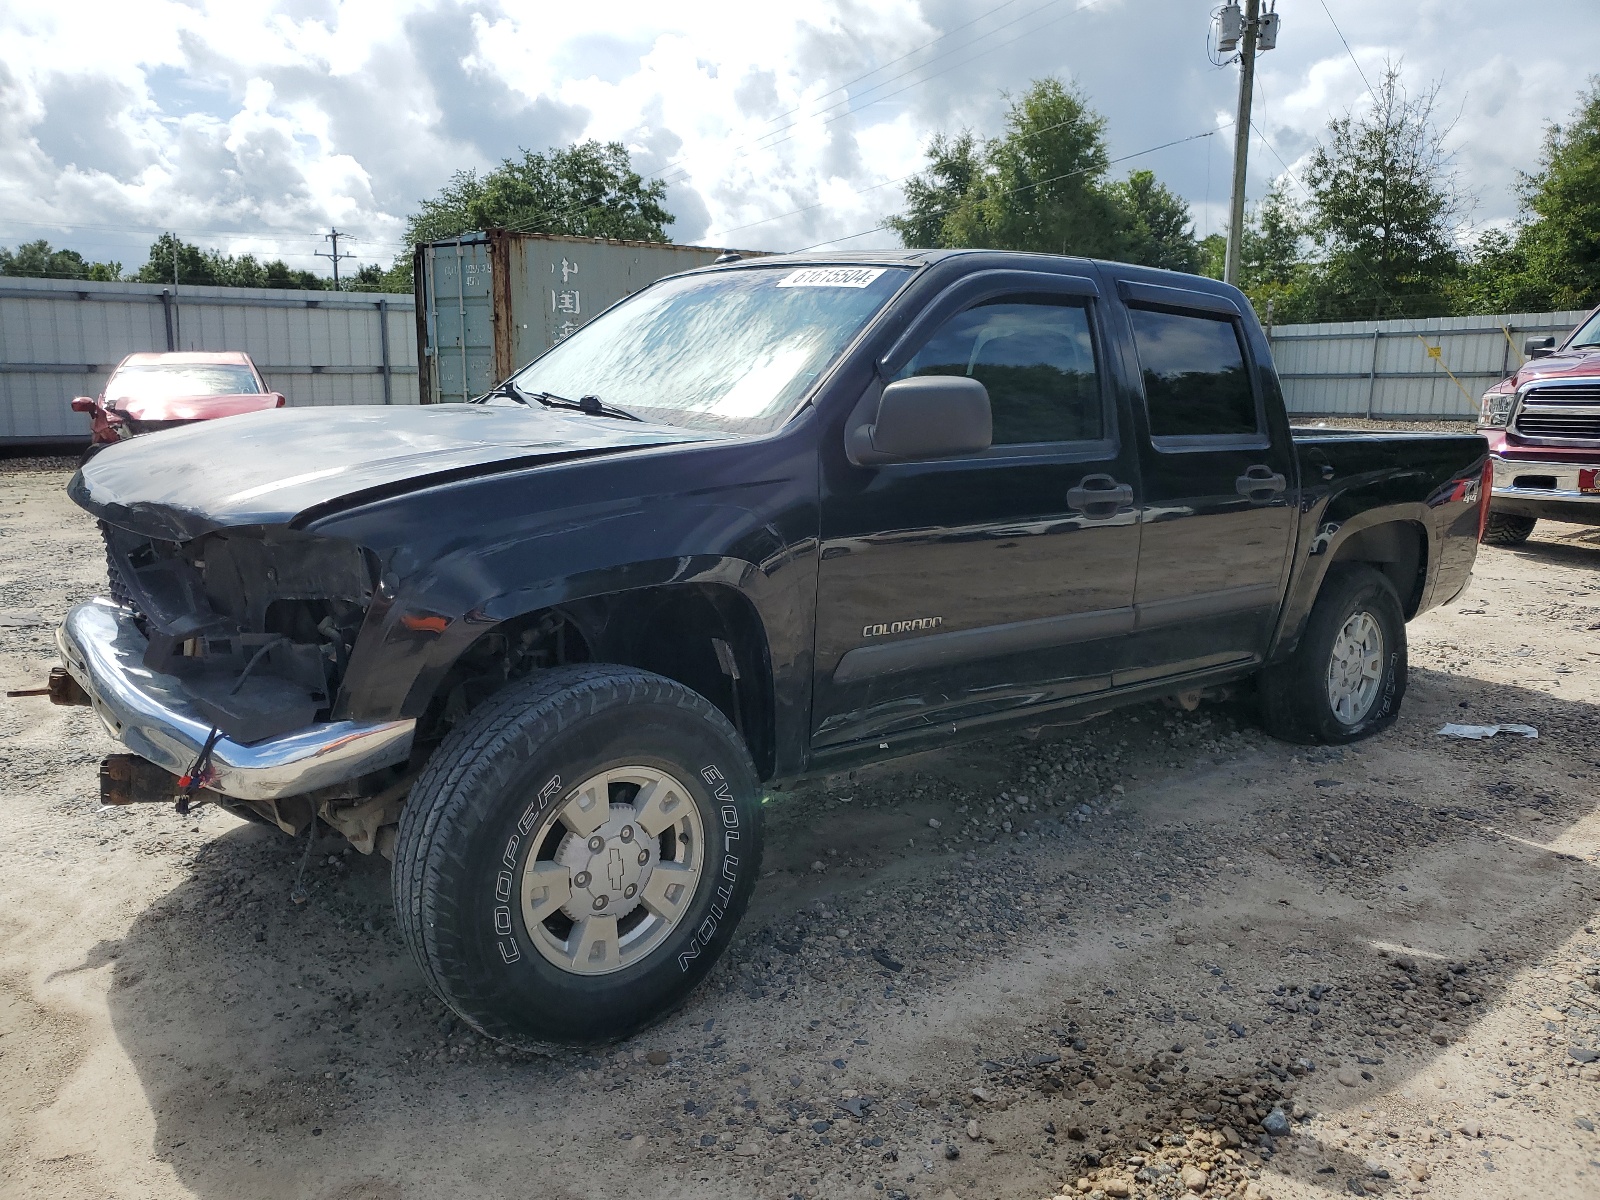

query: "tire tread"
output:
391 664 758 1043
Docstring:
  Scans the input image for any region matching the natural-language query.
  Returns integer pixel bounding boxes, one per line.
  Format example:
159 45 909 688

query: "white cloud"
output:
0 0 1595 277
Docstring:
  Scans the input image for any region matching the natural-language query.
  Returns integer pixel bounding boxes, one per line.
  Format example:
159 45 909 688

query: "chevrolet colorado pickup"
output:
1477 304 1600 543
55 250 1490 1045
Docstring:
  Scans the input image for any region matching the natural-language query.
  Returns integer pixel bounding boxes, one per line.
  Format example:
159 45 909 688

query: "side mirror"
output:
1524 335 1556 360
846 376 992 466
271 393 287 407
70 396 96 413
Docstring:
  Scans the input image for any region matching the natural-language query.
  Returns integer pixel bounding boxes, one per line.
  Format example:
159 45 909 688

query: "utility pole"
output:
1214 1 1278 285
316 228 354 289
1223 0 1259 286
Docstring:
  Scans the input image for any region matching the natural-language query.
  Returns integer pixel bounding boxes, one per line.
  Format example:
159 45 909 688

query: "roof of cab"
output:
698 247 1250 306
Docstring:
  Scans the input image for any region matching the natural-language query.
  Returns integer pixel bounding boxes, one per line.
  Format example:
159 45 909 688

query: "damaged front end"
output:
59 521 416 851
100 521 371 742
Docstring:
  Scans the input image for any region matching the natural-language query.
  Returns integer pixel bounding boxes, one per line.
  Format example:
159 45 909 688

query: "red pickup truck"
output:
1477 305 1600 543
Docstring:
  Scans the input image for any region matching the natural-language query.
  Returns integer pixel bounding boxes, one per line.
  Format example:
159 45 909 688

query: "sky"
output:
0 0 1595 279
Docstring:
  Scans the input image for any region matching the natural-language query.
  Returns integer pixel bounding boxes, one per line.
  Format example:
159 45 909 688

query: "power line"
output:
654 0 1076 188
0 213 409 251
703 101 1165 242
1316 0 1374 97
721 0 1095 169
650 0 1041 186
508 0 1098 238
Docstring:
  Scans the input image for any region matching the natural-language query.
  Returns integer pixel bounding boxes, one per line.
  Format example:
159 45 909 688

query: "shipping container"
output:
413 231 763 404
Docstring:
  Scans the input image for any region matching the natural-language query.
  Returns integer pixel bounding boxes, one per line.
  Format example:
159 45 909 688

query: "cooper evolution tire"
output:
391 665 763 1046
1481 512 1536 546
1258 564 1407 745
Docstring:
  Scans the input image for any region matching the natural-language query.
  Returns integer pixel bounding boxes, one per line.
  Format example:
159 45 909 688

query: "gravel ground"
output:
1 460 1597 1200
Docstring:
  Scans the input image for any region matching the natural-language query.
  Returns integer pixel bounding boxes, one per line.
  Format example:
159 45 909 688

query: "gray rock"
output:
1261 1108 1291 1137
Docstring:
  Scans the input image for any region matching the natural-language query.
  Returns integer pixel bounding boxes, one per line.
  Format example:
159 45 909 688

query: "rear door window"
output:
1127 307 1259 440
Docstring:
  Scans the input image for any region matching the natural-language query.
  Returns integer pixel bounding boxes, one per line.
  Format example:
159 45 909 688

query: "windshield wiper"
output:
476 380 539 406
524 390 643 422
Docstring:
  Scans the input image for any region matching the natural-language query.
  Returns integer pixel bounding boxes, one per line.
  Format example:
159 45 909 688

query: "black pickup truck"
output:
57 250 1489 1044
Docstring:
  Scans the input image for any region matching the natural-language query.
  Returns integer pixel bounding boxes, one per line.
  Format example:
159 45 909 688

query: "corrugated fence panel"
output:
1270 309 1590 420
0 277 418 443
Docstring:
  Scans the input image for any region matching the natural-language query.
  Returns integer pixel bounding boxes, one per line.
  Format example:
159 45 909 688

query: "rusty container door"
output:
418 235 496 403
490 233 759 378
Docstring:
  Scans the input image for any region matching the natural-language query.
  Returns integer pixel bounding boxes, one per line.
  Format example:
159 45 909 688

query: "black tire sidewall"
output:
1301 568 1407 743
414 674 760 1044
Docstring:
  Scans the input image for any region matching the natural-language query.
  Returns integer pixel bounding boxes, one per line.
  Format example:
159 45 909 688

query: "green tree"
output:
1514 77 1600 310
0 239 121 281
1452 227 1545 314
1298 63 1466 319
135 233 214 285
1107 169 1202 273
888 79 1198 270
887 131 984 248
345 261 414 293
403 140 673 247
134 234 327 289
1236 183 1318 321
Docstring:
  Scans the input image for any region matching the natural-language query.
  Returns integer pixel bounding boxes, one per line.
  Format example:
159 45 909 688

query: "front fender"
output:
331 502 801 723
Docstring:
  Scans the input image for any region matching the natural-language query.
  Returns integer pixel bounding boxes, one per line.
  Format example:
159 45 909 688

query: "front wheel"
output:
1258 564 1407 745
391 665 762 1046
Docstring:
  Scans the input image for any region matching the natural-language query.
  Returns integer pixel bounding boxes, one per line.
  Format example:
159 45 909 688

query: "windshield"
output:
107 363 262 401
1568 310 1600 349
508 264 911 435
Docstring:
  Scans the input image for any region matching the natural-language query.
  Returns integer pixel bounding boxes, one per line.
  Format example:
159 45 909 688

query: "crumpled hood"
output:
108 392 282 423
71 402 720 541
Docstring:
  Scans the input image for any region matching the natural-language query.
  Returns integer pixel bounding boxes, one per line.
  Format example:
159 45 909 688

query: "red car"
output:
1477 305 1600 543
73 351 285 453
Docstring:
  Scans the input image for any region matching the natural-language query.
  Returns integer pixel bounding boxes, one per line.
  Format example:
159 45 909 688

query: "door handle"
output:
1066 474 1133 519
1235 464 1287 500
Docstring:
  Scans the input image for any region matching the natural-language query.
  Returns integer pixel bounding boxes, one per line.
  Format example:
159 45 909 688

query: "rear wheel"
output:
392 664 762 1046
1259 564 1407 745
1481 512 1536 546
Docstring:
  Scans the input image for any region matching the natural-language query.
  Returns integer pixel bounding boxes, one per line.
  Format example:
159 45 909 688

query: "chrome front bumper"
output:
57 599 415 801
1490 456 1600 509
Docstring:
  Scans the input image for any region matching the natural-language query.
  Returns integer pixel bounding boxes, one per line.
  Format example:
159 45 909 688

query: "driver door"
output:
811 269 1143 751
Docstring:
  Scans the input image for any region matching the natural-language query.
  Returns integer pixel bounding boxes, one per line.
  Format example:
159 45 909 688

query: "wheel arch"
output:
1326 517 1428 617
1270 509 1432 662
398 572 781 781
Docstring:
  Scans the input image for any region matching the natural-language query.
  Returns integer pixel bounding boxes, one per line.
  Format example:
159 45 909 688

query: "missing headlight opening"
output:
99 521 375 744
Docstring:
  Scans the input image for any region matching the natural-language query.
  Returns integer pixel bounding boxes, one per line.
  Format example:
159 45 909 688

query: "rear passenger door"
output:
1110 278 1297 681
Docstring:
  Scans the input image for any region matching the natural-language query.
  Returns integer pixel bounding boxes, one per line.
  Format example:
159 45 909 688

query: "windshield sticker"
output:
775 267 887 289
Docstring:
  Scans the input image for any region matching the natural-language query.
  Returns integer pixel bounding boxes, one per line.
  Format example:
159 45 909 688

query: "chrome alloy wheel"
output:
1325 610 1385 725
518 766 704 976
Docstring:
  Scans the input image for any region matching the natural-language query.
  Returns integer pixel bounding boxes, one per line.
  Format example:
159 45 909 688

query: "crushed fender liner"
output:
58 599 414 802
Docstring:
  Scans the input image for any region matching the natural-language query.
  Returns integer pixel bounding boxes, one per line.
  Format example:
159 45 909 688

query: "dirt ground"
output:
1 458 1597 1200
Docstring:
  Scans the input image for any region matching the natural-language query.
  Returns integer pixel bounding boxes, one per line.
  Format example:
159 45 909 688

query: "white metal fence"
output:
5 274 1588 439
1268 309 1590 421
0 276 418 444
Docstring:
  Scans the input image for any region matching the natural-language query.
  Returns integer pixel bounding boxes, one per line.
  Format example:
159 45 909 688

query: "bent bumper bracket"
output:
57 599 414 802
